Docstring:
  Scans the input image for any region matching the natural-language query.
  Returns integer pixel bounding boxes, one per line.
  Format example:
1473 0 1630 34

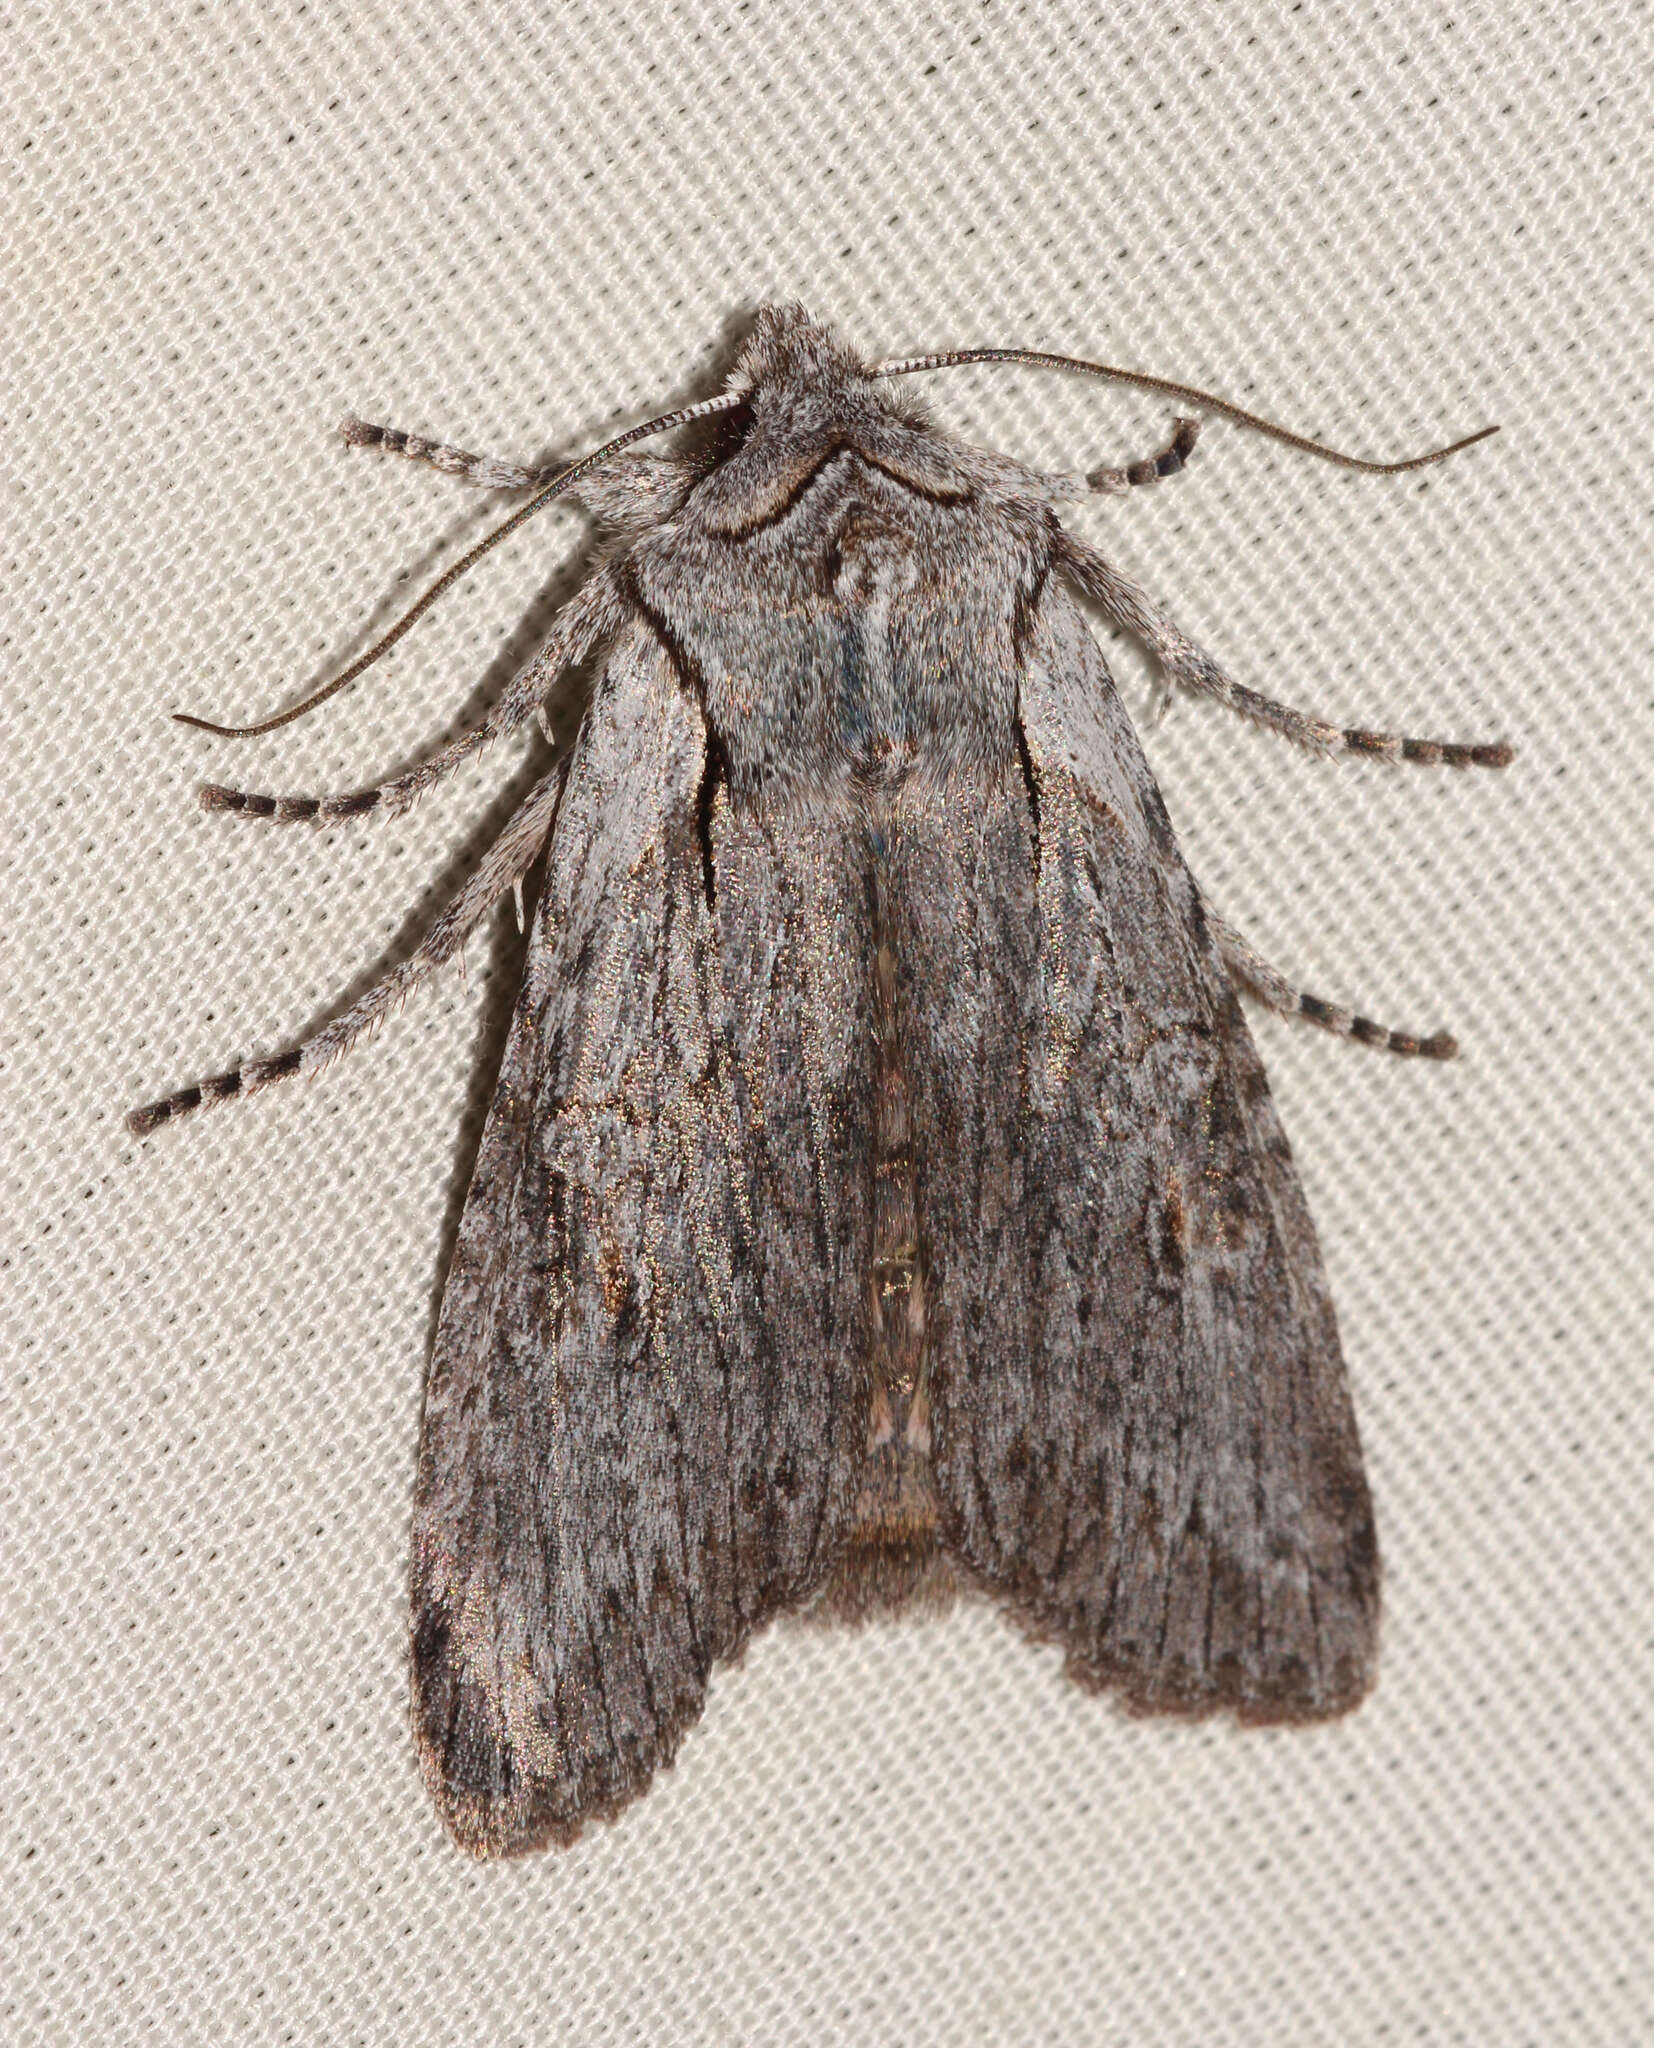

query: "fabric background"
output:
6 4 1650 2042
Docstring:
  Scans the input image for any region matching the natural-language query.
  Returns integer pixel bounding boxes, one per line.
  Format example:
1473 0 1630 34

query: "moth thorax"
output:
820 502 920 604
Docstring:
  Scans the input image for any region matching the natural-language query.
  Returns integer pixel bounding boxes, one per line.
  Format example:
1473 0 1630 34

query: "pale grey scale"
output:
409 627 876 1856
915 589 1377 1718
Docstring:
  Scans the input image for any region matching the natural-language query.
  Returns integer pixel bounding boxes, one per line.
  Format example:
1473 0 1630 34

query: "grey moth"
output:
132 305 1506 1855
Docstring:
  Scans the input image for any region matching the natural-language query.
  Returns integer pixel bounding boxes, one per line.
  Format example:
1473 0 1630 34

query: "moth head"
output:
728 303 875 411
674 304 952 534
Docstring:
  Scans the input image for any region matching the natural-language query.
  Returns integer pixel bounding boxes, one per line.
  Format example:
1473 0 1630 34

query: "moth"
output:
131 306 1508 1857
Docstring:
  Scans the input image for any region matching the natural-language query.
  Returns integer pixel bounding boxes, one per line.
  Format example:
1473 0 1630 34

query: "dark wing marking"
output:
909 585 1378 1720
409 627 876 1856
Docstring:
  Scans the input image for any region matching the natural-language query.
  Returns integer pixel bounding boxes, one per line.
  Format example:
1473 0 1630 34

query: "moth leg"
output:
1085 416 1201 494
126 761 565 1135
1206 904 1457 1058
341 416 545 491
195 569 625 826
1057 532 1513 768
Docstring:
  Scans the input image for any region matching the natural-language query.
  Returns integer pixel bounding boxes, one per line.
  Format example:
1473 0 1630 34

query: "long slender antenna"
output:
871 347 1497 475
174 387 749 738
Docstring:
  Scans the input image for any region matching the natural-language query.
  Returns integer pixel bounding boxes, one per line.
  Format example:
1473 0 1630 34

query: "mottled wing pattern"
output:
410 627 876 1856
912 585 1378 1719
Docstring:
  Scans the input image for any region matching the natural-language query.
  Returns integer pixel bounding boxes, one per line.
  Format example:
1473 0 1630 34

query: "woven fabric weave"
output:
5 4 1650 2040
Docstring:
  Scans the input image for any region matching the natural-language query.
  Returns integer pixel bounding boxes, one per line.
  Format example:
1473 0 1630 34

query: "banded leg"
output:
1059 531 1513 768
1206 905 1457 1058
1085 416 1201 495
342 417 545 491
127 761 566 1135
197 568 626 824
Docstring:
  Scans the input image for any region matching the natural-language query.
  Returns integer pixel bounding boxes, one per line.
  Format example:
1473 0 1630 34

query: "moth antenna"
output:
1208 909 1458 1059
872 347 1497 475
172 388 748 740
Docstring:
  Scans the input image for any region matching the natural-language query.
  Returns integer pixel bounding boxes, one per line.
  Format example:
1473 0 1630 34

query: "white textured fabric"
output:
6 4 1651 2041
